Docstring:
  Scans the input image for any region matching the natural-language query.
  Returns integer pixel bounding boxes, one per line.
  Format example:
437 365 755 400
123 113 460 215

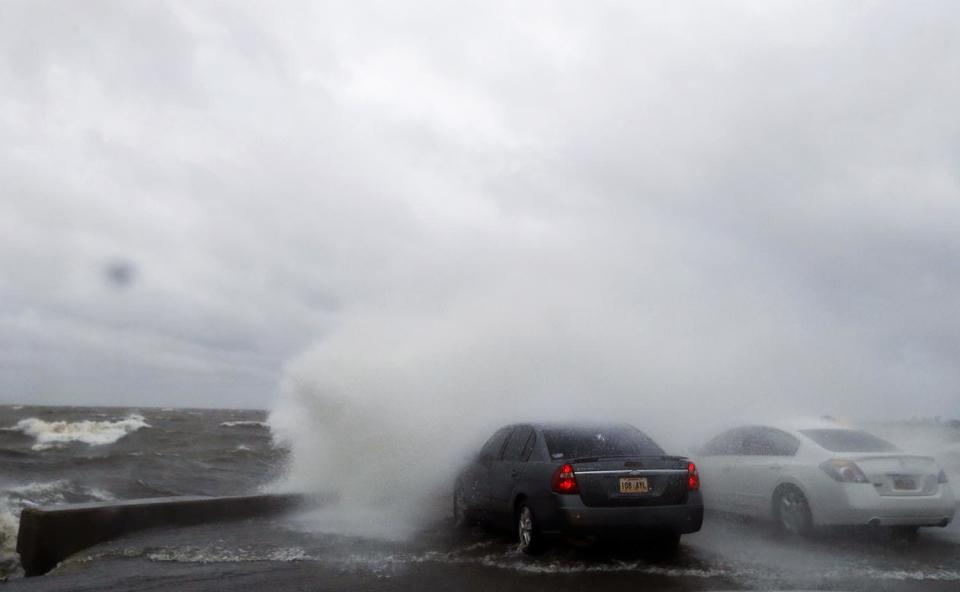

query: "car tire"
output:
774 485 813 536
516 504 545 555
453 483 475 528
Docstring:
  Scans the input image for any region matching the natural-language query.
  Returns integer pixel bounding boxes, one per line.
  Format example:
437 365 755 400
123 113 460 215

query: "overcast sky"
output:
1 1 959 417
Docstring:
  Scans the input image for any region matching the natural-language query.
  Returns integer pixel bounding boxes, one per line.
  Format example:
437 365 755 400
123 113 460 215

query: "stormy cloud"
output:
1 0 959 418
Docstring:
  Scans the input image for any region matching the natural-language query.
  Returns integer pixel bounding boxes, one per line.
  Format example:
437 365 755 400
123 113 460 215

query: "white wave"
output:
7 414 150 450
0 508 17 561
3 480 115 509
220 421 268 428
85 488 116 502
6 480 73 500
234 444 253 452
1 480 117 564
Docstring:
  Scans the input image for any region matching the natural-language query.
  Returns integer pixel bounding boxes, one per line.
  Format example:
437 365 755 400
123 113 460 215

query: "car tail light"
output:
938 469 949 484
687 461 700 491
551 463 579 494
820 459 869 483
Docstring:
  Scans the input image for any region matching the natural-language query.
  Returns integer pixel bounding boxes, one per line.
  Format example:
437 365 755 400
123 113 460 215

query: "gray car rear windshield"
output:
800 429 899 453
543 426 664 459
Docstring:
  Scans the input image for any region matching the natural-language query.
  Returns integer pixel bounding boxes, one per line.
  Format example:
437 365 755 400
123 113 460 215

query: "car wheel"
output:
516 505 545 555
453 484 475 528
774 486 813 536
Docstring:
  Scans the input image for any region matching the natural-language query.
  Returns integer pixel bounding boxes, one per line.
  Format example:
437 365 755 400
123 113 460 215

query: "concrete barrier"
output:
16 493 316 577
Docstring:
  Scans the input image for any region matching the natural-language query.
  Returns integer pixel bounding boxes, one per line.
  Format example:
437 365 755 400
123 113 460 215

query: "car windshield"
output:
542 425 664 459
800 429 899 453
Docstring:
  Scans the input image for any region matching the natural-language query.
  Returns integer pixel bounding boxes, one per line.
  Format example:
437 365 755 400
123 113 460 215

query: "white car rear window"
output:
800 429 899 453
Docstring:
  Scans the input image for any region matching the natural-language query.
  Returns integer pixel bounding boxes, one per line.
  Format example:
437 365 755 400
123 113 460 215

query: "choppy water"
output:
0 405 287 578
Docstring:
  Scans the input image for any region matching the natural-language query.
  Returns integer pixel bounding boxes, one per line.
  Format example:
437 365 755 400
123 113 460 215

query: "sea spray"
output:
0 507 17 566
265 303 719 538
263 251 956 539
0 480 116 570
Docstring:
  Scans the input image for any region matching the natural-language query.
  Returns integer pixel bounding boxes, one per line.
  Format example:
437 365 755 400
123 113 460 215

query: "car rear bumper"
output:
546 491 704 535
812 483 956 527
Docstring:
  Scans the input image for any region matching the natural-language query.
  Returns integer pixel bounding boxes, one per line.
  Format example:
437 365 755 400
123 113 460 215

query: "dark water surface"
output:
0 405 287 578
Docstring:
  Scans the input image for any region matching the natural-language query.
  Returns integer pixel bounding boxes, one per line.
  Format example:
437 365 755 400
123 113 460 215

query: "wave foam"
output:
220 421 268 429
145 546 312 563
1 480 115 566
0 508 18 563
6 414 150 450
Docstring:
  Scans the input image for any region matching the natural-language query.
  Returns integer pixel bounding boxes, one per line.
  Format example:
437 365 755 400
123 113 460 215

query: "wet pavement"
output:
5 510 960 591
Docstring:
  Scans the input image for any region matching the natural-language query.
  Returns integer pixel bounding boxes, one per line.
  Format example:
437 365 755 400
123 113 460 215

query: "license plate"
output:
893 477 916 490
619 477 650 494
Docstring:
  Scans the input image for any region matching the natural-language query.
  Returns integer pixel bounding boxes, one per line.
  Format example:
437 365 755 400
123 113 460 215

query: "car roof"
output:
520 421 638 432
763 418 862 434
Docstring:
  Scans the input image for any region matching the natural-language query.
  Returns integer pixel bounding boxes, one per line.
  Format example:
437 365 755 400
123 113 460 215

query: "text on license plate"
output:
893 477 916 490
619 477 650 494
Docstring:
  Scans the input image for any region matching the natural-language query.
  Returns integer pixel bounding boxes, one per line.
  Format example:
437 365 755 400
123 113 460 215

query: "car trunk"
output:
853 454 941 497
571 456 690 507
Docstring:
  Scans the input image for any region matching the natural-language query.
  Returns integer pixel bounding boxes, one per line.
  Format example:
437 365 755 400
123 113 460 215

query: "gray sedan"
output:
454 422 703 554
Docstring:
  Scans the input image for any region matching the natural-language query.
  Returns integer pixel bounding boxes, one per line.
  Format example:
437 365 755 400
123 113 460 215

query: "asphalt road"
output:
6 510 960 591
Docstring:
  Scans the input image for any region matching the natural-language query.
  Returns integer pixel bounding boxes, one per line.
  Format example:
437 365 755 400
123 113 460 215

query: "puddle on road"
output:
64 536 960 584
55 513 960 587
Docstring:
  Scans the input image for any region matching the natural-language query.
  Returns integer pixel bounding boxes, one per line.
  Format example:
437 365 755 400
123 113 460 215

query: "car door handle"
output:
511 469 521 477
769 464 782 470
721 465 733 473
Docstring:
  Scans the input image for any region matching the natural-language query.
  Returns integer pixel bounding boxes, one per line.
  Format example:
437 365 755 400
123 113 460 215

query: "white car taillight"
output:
819 459 870 483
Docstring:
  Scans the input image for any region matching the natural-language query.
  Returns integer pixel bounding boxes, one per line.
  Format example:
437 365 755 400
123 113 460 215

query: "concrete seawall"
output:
16 493 313 577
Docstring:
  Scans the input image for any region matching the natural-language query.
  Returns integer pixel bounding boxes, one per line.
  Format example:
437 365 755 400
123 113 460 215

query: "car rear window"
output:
543 425 664 459
800 429 899 453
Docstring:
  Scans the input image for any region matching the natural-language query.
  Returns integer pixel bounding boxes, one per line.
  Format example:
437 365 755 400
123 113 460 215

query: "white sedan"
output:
696 422 956 537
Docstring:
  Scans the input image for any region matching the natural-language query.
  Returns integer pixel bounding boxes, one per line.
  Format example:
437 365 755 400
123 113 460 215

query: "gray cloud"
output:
1 1 958 416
